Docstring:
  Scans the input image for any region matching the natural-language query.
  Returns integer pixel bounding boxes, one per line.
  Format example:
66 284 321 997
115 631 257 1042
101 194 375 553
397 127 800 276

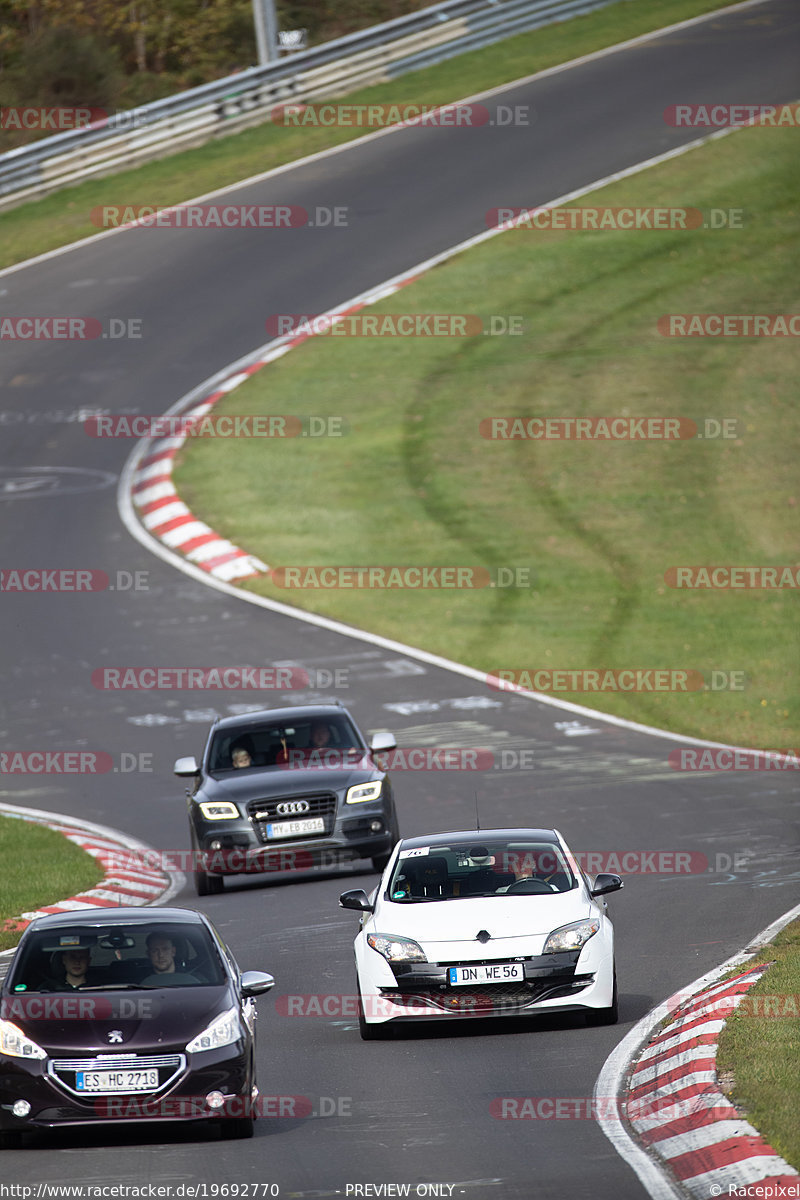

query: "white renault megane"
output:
339 827 622 1039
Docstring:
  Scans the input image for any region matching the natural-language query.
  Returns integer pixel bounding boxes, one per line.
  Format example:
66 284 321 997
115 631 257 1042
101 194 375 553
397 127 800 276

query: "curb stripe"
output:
625 963 798 1191
0 803 181 937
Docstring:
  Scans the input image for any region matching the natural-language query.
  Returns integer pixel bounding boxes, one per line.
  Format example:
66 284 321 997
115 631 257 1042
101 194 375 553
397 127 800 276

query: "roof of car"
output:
399 828 561 849
23 907 207 930
212 704 348 731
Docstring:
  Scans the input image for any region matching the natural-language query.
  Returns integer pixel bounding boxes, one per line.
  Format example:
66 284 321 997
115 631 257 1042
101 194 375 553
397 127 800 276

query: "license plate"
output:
265 817 325 839
448 963 525 986
75 1069 159 1093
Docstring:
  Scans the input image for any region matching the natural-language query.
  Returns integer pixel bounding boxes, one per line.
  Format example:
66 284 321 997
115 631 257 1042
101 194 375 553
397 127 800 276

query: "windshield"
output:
208 715 365 772
387 841 577 902
7 923 227 991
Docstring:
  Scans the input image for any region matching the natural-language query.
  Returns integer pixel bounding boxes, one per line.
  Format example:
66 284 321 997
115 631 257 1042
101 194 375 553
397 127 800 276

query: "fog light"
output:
12 1100 31 1118
209 840 223 851
369 821 383 833
206 1091 225 1109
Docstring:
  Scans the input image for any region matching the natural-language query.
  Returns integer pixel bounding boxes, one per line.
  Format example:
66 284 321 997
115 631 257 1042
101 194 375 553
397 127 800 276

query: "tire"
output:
191 830 224 896
371 820 399 872
218 1115 254 1139
585 969 618 1026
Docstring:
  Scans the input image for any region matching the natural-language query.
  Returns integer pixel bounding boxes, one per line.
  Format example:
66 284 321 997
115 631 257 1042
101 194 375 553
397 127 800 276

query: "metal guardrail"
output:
0 0 618 210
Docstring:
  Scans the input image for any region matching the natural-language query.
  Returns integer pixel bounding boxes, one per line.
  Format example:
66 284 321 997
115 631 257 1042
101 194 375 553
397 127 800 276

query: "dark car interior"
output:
208 717 363 771
388 844 576 901
8 925 227 991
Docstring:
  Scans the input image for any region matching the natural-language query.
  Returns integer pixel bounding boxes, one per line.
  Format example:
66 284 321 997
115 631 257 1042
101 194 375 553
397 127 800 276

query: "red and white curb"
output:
626 963 799 1196
129 276 421 583
596 900 800 1200
0 802 184 944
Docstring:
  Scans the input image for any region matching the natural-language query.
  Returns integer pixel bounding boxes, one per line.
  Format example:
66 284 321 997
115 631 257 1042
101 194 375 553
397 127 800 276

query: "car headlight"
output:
366 934 427 963
186 1007 242 1053
0 1019 46 1060
346 781 382 805
199 802 239 820
543 919 600 954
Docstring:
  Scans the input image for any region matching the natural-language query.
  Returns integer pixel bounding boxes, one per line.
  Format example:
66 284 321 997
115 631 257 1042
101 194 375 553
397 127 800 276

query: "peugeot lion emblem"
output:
107 1030 124 1043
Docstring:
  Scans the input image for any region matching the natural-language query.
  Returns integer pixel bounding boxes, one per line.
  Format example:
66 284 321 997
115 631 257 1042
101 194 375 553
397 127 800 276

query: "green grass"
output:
716 920 800 1168
0 816 104 952
173 121 799 750
0 0 735 270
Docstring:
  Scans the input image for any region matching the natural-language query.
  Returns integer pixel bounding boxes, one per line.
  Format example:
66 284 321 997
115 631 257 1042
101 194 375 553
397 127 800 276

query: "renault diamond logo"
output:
476 930 492 944
276 800 310 816
107 1030 124 1043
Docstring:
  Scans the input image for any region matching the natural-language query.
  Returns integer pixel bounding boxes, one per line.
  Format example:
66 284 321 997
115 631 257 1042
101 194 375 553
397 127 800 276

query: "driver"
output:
139 933 200 986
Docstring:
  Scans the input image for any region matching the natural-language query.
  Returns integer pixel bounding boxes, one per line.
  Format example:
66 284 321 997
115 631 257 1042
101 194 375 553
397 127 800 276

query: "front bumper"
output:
0 1042 252 1132
192 806 394 877
378 952 593 1019
356 938 616 1024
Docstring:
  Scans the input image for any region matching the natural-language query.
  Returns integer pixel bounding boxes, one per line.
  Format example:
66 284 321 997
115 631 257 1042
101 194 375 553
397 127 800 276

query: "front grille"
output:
47 1054 185 1099
247 792 337 844
383 979 592 1013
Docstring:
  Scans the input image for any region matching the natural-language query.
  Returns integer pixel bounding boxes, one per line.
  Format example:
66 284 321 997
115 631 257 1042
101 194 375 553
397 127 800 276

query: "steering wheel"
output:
505 878 556 894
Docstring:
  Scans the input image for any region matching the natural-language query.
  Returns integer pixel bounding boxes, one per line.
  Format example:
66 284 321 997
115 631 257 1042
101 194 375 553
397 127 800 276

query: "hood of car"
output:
374 891 592 946
2 985 232 1055
201 760 379 799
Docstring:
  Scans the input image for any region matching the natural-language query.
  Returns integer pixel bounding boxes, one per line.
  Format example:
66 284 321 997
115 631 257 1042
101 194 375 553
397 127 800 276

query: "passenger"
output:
230 736 255 769
43 945 99 990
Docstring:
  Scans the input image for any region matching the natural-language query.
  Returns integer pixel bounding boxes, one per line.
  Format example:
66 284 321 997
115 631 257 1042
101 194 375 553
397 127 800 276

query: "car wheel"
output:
218 1115 254 1139
585 969 618 1026
191 830 224 896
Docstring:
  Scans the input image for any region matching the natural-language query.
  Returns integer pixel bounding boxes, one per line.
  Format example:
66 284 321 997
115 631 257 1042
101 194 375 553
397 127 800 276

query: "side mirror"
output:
370 732 396 754
590 873 623 898
174 756 199 777
339 889 374 913
240 971 275 998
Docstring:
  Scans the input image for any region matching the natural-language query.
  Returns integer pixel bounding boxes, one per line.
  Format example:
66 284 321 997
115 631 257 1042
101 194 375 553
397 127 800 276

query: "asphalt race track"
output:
1 2 799 1196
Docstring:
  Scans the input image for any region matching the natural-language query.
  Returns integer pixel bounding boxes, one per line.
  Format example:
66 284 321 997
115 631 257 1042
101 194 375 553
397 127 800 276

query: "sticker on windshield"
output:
399 847 430 859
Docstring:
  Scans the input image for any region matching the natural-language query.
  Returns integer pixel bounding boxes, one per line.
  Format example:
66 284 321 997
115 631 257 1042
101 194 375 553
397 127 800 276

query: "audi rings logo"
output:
275 800 311 816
